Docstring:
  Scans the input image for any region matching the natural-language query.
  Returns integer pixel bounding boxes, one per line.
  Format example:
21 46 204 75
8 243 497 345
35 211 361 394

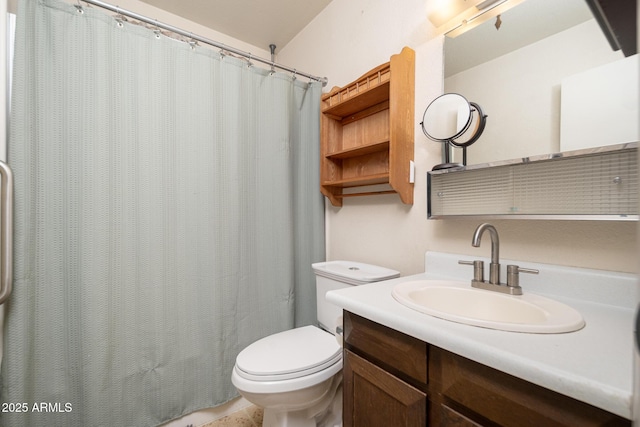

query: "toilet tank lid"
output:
312 261 400 284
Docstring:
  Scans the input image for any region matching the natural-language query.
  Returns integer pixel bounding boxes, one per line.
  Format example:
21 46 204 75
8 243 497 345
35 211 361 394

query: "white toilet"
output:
231 261 400 427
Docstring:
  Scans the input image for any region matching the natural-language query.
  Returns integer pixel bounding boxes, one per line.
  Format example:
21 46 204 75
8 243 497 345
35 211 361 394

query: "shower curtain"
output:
0 0 325 426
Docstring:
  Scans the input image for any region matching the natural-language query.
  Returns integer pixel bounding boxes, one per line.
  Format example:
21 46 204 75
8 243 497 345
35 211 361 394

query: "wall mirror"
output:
444 0 639 166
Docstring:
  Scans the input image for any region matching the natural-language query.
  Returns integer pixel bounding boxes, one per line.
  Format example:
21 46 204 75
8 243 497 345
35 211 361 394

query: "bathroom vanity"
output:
343 312 628 426
327 252 635 426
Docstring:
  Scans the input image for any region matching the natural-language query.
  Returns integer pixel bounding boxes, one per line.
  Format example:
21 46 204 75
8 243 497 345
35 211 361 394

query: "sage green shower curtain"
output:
0 0 325 426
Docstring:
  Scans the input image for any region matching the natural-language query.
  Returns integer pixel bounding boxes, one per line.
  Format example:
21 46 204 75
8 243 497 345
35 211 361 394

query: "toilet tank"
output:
312 261 400 333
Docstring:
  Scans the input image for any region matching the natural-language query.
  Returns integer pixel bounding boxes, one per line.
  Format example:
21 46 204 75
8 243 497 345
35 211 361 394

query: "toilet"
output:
231 260 400 427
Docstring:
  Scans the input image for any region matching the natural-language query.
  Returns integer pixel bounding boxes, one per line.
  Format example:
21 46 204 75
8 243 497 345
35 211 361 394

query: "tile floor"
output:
202 404 263 427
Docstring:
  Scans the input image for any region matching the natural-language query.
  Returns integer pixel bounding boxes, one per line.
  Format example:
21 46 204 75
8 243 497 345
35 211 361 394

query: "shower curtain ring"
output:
188 32 197 49
292 69 297 81
154 20 161 39
114 6 125 27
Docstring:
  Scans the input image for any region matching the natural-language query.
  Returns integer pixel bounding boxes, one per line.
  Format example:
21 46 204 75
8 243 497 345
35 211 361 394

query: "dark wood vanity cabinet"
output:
342 311 631 427
343 311 427 427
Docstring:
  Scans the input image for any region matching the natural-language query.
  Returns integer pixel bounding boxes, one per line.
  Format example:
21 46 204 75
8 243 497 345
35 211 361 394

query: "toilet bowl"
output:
232 326 343 427
231 261 400 427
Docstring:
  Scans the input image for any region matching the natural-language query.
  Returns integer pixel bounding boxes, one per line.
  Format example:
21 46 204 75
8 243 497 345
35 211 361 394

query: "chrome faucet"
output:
472 223 500 285
459 223 538 295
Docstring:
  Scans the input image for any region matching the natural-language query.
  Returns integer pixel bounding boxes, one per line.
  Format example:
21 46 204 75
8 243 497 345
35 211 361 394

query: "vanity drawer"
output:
429 346 631 427
343 311 427 387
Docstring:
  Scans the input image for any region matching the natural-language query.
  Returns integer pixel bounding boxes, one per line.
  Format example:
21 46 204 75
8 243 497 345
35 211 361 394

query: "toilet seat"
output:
235 325 342 381
231 260 395 422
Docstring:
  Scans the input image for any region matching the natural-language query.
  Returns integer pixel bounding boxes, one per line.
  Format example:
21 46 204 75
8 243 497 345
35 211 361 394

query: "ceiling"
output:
139 0 333 51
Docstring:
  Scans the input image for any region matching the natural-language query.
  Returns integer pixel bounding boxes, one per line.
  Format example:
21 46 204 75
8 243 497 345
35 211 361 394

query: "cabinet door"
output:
438 404 484 427
344 350 426 427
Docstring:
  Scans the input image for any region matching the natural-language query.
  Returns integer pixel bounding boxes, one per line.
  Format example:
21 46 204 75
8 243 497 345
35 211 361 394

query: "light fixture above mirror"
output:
428 0 526 37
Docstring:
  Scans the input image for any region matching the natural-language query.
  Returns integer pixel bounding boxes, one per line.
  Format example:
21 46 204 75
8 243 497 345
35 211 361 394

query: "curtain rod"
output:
78 0 329 87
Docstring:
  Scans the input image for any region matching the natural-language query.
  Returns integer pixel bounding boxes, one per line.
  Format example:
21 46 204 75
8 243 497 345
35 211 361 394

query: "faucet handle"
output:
506 265 539 288
458 260 484 282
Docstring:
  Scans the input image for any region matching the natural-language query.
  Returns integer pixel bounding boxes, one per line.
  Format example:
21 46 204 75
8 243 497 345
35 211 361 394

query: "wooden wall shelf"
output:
320 47 415 207
325 141 390 160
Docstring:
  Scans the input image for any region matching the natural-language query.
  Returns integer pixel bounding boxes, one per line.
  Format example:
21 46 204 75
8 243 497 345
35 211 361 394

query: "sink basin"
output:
392 280 585 333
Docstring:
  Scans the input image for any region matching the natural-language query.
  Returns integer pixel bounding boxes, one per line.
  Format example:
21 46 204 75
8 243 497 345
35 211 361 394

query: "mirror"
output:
443 0 639 166
421 93 487 169
422 93 471 141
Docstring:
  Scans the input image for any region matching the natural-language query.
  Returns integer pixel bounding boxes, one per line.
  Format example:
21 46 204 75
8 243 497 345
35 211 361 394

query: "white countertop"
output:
326 252 637 420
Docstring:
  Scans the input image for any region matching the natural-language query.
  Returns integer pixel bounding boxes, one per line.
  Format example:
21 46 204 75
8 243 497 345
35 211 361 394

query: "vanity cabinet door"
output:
343 349 426 427
438 404 484 427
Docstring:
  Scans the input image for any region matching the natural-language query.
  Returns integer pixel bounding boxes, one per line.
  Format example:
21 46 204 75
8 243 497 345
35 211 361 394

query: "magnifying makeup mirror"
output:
421 93 487 170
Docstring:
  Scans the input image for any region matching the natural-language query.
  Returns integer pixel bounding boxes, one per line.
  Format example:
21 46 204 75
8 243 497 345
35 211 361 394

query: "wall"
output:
279 0 638 275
